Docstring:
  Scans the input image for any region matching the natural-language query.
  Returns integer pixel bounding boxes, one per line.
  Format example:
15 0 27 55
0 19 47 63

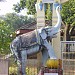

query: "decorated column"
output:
36 0 45 68
37 0 45 29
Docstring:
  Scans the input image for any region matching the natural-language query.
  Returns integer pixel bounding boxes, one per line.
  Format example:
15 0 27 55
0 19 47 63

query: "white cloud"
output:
0 0 20 15
17 8 28 16
0 0 32 16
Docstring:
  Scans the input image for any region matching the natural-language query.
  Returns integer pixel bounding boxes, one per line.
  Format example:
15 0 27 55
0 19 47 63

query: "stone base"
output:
38 67 63 75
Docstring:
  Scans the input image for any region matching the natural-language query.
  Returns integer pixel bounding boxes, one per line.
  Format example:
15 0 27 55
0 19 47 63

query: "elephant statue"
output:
10 5 62 75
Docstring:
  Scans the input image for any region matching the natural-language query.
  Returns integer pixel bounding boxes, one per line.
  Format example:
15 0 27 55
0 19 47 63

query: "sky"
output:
0 0 28 15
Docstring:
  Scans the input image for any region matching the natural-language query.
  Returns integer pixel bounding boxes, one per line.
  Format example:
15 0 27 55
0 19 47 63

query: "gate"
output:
61 41 75 75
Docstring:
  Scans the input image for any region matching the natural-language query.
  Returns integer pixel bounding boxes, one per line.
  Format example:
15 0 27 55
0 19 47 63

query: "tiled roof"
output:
18 21 37 30
17 20 52 30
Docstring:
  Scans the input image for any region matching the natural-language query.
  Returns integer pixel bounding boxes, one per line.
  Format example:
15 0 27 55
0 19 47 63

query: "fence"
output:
61 41 75 75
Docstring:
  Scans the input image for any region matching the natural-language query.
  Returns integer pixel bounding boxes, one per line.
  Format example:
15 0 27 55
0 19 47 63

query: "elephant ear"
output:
39 28 47 40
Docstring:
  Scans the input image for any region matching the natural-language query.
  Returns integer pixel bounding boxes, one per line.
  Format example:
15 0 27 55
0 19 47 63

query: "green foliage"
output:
13 0 26 13
61 0 75 41
4 13 35 30
45 3 52 20
9 67 38 75
26 0 36 15
0 19 12 55
13 0 37 15
9 67 17 75
61 0 75 26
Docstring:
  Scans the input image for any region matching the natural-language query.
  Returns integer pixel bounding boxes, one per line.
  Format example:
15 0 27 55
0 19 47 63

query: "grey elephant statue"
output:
10 5 62 75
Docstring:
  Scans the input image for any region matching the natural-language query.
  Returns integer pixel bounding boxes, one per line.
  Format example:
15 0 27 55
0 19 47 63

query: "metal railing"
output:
61 41 75 75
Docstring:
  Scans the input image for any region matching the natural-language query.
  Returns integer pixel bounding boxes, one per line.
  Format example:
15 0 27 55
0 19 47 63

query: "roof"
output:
17 20 52 30
18 21 37 30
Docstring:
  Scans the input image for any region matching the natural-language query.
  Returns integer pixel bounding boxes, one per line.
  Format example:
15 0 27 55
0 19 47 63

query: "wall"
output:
0 59 9 75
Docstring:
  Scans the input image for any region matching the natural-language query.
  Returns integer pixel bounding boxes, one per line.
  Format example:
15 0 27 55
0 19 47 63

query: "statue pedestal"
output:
38 67 63 75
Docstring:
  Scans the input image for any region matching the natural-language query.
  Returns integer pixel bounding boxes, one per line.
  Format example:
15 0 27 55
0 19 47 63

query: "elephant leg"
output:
43 39 57 59
21 50 27 75
17 59 21 75
41 48 49 66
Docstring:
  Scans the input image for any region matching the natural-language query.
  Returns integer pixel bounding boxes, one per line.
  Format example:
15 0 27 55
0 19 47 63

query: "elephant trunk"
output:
54 5 62 29
47 5 62 38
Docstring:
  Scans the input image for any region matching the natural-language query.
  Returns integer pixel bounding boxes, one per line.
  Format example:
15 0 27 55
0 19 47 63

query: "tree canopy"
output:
0 19 12 54
13 0 37 15
61 0 75 26
61 0 75 41
4 13 35 31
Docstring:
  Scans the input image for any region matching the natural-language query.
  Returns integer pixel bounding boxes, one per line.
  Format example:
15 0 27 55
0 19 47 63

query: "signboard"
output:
44 73 58 75
42 0 54 3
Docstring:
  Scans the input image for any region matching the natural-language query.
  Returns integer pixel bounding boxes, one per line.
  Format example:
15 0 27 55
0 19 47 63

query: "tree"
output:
13 0 36 15
0 19 12 55
4 13 35 30
61 0 75 41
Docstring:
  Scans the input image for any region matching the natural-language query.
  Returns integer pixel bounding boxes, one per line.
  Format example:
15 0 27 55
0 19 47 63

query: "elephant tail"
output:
10 43 17 62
